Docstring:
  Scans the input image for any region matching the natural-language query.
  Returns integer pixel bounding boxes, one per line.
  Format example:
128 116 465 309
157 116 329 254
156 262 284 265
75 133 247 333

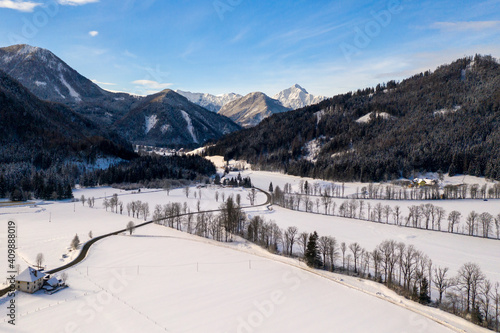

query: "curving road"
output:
1 187 270 297
47 187 270 275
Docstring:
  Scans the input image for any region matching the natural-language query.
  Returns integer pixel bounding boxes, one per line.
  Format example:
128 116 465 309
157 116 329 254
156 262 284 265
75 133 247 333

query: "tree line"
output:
272 185 500 239
1 154 217 202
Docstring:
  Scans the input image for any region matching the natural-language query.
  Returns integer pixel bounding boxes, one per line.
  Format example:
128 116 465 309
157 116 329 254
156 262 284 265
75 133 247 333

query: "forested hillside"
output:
207 55 500 181
0 70 137 200
0 70 221 201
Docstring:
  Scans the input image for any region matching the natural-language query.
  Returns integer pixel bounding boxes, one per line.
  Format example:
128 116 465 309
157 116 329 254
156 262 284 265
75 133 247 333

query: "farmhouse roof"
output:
16 267 46 282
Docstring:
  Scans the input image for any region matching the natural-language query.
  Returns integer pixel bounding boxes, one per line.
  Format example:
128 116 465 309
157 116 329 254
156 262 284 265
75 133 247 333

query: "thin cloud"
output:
0 0 41 12
91 79 116 86
431 21 500 32
123 50 137 58
58 0 99 5
230 27 250 44
132 79 173 90
89 31 99 37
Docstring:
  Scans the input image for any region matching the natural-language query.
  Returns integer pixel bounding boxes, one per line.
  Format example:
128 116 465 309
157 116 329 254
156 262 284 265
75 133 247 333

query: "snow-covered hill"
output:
273 84 327 110
175 90 242 112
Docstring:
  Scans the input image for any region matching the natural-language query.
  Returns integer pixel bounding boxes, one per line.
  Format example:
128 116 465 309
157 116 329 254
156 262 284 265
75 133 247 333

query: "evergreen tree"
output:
71 234 80 250
305 231 322 268
419 277 431 304
269 182 274 193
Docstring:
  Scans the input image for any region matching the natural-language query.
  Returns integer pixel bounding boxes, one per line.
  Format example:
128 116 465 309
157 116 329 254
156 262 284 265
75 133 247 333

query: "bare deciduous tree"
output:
297 232 309 256
434 266 449 304
349 242 362 273
36 253 44 269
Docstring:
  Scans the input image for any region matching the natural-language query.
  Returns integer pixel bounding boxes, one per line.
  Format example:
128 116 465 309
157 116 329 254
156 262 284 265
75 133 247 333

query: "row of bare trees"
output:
280 181 500 201
124 200 150 221
103 194 149 220
152 195 244 242
273 188 500 239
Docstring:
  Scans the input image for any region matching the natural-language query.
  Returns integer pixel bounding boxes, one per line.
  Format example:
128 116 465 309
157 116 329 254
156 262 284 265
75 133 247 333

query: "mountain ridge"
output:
0 44 241 148
217 91 291 128
114 89 241 148
175 90 242 112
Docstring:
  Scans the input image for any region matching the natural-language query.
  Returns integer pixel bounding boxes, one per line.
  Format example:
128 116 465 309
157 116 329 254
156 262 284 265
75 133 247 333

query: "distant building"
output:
413 178 437 187
16 267 46 294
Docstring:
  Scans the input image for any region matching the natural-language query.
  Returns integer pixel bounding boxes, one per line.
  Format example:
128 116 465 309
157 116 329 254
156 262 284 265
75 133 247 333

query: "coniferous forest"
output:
207 55 500 182
0 70 217 201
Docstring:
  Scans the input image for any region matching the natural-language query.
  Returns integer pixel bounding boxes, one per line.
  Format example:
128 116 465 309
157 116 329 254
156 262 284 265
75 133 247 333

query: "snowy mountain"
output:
0 44 240 147
0 44 140 124
0 44 102 103
175 90 242 112
114 89 241 147
218 92 291 128
273 84 327 110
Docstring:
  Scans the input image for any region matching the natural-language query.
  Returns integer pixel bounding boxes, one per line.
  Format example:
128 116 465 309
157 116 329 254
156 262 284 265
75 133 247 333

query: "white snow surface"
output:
34 81 47 87
145 114 158 134
53 86 66 99
59 74 82 102
175 90 242 112
356 111 395 123
0 223 471 332
180 110 198 143
0 167 498 333
434 105 462 116
160 124 170 134
303 137 324 163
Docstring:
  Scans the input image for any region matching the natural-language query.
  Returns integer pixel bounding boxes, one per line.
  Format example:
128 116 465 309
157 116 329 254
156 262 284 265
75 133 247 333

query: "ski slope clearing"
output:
0 224 472 333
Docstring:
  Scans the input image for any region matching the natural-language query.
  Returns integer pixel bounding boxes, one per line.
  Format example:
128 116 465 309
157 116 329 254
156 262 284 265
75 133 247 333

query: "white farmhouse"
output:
16 267 46 294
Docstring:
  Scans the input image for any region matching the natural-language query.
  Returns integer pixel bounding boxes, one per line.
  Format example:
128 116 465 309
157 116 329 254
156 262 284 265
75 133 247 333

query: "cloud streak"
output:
91 79 115 86
431 21 500 32
58 0 98 5
132 79 173 90
0 0 41 12
89 31 99 37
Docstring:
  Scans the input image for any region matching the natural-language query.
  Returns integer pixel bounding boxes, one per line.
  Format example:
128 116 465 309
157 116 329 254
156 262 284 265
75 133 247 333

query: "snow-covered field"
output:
0 164 498 332
0 186 264 282
0 224 487 333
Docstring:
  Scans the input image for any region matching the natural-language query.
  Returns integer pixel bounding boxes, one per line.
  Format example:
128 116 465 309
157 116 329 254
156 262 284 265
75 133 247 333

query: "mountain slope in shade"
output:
0 70 135 164
0 44 101 102
0 44 141 124
218 92 291 128
273 84 327 110
175 90 242 112
114 89 241 148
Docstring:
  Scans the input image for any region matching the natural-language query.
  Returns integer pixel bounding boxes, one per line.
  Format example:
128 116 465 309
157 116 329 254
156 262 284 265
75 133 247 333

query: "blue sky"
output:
0 0 499 97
